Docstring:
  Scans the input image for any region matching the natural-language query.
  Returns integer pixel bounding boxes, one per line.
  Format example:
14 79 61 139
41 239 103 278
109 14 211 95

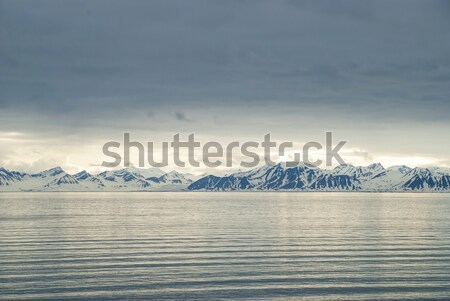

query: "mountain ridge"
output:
0 164 449 192
189 163 450 192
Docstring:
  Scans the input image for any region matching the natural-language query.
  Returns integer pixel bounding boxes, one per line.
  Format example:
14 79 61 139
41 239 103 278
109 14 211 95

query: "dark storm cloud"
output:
1 0 450 129
174 112 192 122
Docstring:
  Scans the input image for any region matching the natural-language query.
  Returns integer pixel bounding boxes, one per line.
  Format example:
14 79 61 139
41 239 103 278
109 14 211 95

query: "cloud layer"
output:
1 0 449 172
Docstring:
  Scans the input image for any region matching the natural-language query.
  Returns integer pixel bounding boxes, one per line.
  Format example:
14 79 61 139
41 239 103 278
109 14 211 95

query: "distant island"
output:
1 163 449 192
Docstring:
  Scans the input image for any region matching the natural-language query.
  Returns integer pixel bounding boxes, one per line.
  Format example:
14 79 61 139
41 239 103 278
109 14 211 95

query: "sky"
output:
1 0 449 174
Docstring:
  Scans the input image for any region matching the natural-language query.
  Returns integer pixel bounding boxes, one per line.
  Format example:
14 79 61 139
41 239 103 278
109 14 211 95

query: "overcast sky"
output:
1 0 449 174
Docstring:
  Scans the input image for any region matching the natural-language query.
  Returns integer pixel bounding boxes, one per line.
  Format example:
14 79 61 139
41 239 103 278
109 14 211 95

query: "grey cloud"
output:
0 0 449 171
174 112 192 122
340 150 373 161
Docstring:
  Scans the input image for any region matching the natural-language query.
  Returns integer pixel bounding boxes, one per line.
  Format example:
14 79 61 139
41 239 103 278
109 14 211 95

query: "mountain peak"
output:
332 164 355 174
334 163 355 169
34 166 65 177
165 170 181 176
409 167 432 177
50 166 64 172
74 170 91 180
368 163 384 170
267 162 310 171
125 166 166 178
387 165 412 174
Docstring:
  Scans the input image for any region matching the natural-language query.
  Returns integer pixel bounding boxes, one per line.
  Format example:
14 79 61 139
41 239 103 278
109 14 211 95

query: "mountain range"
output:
0 166 197 192
0 163 449 192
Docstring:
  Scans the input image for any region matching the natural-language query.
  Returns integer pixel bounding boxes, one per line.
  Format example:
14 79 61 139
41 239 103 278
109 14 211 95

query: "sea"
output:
1 192 450 300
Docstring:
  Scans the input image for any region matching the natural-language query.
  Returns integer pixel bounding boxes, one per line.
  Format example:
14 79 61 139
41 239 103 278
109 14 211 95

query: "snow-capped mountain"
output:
73 171 105 189
0 163 449 192
188 163 450 192
0 167 193 191
154 171 195 185
188 163 357 191
0 167 26 187
401 167 450 191
97 168 154 189
0 167 84 191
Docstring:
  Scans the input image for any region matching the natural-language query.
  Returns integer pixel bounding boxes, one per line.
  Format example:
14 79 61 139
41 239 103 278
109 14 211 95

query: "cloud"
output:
340 149 373 161
174 112 192 122
0 1 449 171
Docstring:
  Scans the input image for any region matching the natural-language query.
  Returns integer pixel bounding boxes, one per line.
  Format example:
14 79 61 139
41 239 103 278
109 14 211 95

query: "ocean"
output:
1 192 450 300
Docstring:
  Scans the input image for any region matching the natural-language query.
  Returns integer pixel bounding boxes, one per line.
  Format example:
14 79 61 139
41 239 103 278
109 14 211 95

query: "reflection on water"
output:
1 192 450 300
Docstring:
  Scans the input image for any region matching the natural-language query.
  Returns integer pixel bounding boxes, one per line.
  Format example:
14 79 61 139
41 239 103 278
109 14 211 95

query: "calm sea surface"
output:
1 192 450 300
